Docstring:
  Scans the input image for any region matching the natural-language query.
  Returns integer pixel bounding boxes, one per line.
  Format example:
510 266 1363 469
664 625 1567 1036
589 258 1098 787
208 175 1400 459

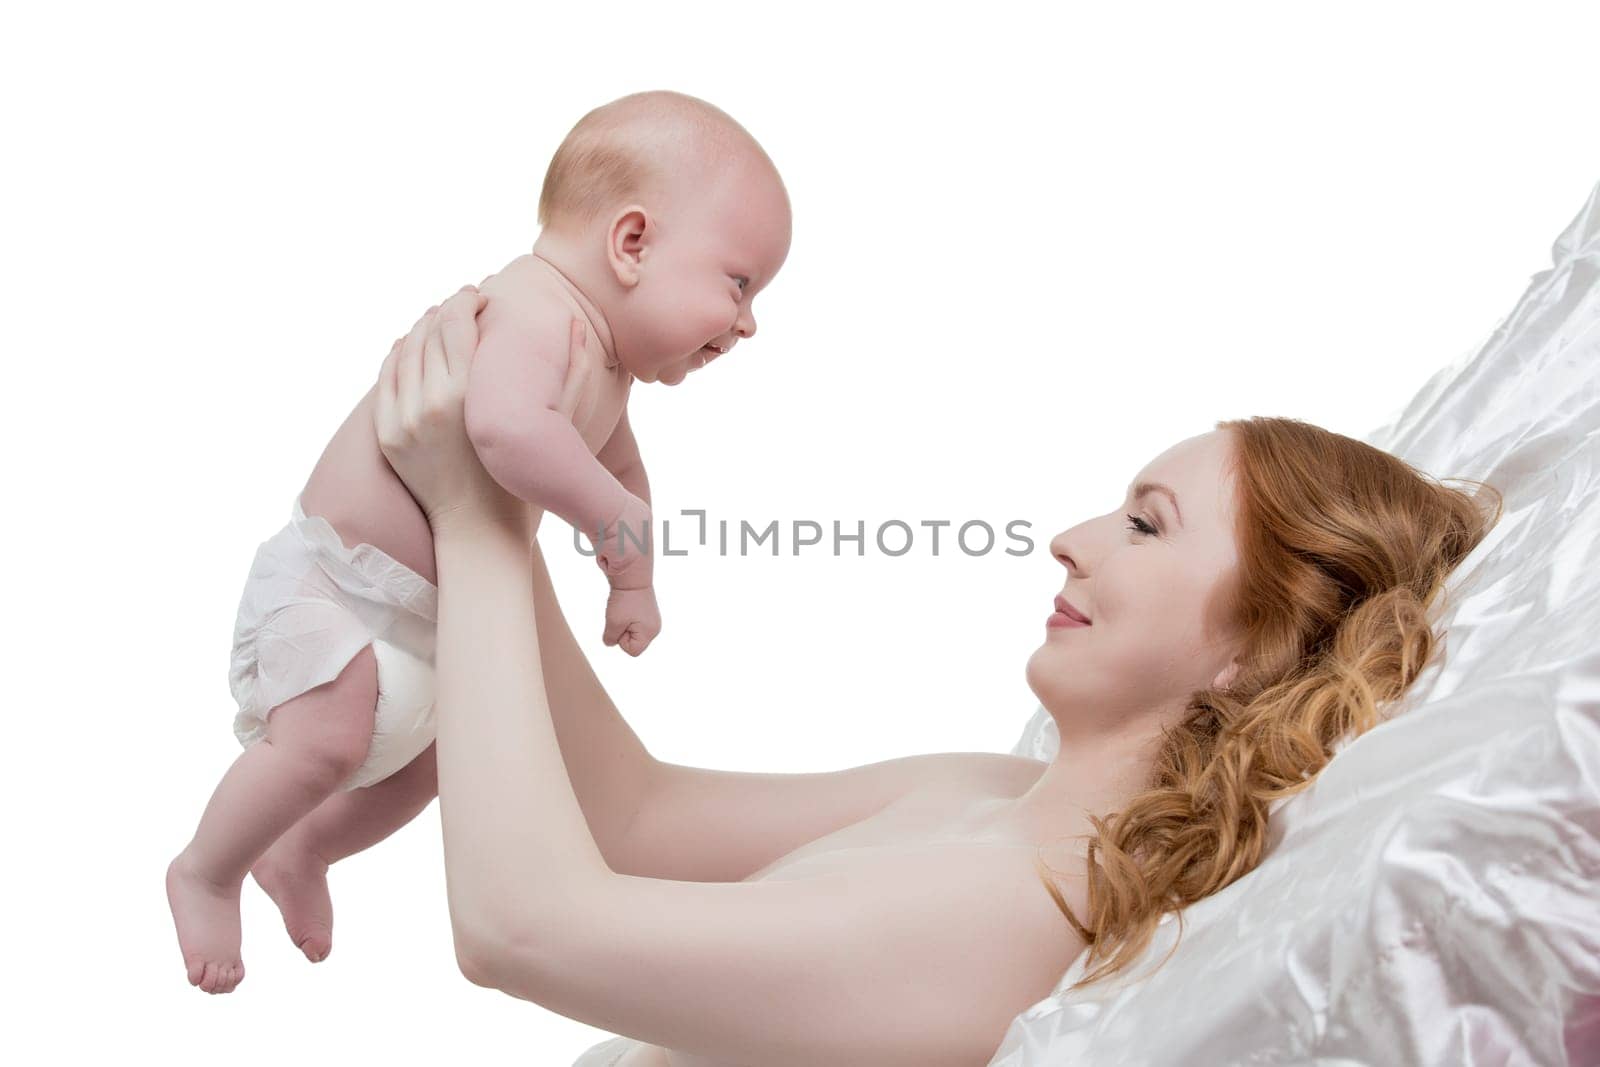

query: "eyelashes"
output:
1126 514 1158 536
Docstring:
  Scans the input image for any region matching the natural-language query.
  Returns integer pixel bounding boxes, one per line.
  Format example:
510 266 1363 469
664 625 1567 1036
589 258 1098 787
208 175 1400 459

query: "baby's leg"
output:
166 646 378 993
251 742 439 962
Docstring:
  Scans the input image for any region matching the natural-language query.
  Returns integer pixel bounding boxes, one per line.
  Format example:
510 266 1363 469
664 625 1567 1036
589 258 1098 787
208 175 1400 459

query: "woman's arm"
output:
374 292 617 941
431 514 1068 1064
430 514 611 943
382 291 660 873
374 293 1079 1063
525 537 659 868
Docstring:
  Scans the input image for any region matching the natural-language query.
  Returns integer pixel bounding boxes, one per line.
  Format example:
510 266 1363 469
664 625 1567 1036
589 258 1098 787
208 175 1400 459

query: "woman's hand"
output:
375 285 591 537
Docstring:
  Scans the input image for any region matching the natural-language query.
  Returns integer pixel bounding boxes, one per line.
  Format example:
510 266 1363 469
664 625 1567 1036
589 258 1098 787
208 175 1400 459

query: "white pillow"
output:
990 181 1600 1066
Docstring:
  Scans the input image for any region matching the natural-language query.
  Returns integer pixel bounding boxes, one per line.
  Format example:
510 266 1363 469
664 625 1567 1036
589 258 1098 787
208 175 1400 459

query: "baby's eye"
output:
733 276 749 293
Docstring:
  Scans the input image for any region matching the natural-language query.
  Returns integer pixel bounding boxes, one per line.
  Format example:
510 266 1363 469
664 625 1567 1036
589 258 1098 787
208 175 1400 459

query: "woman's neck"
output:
996 719 1163 845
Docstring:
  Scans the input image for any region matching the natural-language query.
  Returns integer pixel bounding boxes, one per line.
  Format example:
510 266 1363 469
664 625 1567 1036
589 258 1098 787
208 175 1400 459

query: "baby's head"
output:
536 90 792 386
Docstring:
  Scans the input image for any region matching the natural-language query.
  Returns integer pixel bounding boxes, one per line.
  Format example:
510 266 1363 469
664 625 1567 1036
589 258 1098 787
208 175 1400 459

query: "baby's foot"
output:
165 851 245 993
251 832 334 963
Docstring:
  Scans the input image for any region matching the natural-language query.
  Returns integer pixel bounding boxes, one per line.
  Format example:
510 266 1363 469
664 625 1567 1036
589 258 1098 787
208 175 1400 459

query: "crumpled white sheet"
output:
988 180 1600 1065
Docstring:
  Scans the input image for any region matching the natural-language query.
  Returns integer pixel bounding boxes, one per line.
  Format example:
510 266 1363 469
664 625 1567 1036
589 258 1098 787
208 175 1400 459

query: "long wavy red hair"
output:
1036 416 1501 989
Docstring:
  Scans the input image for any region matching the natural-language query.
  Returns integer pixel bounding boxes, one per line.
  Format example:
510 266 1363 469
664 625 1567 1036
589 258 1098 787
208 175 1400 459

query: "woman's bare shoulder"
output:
627 750 1044 885
912 751 1047 807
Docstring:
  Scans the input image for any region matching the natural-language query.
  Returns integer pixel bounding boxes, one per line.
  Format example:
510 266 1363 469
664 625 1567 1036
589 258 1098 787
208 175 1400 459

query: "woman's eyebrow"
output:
1132 482 1185 528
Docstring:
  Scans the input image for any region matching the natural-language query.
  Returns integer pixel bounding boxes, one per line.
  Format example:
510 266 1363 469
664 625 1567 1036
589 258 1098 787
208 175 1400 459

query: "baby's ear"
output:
606 206 651 286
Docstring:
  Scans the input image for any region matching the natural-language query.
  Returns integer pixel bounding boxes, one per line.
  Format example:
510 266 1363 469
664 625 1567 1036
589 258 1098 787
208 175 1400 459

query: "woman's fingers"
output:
379 288 481 458
398 306 435 428
556 317 591 420
422 312 447 407
437 286 487 381
375 338 402 447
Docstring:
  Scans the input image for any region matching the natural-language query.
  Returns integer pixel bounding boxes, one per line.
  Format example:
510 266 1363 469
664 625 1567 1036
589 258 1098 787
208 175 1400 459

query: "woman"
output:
368 286 1497 1066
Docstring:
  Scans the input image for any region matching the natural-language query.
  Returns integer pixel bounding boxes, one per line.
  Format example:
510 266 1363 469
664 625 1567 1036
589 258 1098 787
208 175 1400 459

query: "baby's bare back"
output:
298 255 632 582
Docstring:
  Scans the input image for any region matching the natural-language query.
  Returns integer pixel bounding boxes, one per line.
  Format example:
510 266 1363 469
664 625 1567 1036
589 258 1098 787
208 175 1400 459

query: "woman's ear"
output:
1211 659 1240 690
606 206 651 287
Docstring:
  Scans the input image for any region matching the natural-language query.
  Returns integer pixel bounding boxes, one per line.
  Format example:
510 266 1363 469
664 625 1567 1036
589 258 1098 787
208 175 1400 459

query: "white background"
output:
6 0 1597 1062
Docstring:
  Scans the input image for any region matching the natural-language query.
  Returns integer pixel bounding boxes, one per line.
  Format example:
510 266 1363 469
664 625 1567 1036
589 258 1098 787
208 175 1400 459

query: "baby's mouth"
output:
702 342 728 355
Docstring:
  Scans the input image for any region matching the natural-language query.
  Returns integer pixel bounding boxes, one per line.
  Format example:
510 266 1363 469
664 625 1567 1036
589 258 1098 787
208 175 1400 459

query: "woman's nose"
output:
1050 531 1084 577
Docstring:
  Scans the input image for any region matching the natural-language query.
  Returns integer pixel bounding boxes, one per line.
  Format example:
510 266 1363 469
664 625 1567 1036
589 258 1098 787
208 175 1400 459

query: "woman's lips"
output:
1048 595 1091 629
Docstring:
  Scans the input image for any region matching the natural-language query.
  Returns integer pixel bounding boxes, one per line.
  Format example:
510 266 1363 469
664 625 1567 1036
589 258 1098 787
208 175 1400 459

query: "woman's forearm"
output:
526 537 659 869
430 513 612 955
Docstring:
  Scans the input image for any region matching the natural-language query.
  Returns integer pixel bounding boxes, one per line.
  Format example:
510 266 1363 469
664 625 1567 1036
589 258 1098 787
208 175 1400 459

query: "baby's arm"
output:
594 409 661 654
596 408 648 501
462 297 633 544
595 409 653 581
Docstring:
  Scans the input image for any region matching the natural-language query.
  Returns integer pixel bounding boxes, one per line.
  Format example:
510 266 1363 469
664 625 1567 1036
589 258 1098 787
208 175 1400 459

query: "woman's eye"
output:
1126 514 1158 536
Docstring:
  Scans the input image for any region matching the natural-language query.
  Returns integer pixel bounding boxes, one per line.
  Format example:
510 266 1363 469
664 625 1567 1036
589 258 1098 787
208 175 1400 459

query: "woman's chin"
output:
1024 646 1067 705
1026 643 1099 712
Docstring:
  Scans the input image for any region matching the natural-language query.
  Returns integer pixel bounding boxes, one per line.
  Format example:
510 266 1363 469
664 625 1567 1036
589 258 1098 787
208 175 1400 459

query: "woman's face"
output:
1026 430 1244 737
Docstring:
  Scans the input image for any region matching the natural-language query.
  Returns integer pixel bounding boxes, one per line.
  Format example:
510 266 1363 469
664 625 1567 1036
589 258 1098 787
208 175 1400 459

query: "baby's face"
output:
615 156 792 386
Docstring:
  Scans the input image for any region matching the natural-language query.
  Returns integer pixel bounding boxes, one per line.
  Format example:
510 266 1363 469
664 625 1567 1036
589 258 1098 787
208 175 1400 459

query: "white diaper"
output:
228 495 439 792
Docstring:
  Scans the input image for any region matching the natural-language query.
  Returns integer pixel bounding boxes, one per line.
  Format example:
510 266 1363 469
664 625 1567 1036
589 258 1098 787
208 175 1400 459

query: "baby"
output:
165 90 792 994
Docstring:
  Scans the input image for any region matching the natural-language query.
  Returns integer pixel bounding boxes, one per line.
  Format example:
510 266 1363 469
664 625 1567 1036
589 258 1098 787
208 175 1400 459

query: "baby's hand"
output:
603 584 661 657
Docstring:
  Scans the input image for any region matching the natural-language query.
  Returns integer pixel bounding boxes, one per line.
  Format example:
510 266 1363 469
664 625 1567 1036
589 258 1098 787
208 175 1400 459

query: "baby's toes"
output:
299 928 332 962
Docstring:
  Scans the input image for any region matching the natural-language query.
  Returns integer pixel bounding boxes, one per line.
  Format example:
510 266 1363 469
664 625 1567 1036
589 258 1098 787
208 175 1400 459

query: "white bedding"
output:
988 180 1600 1065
